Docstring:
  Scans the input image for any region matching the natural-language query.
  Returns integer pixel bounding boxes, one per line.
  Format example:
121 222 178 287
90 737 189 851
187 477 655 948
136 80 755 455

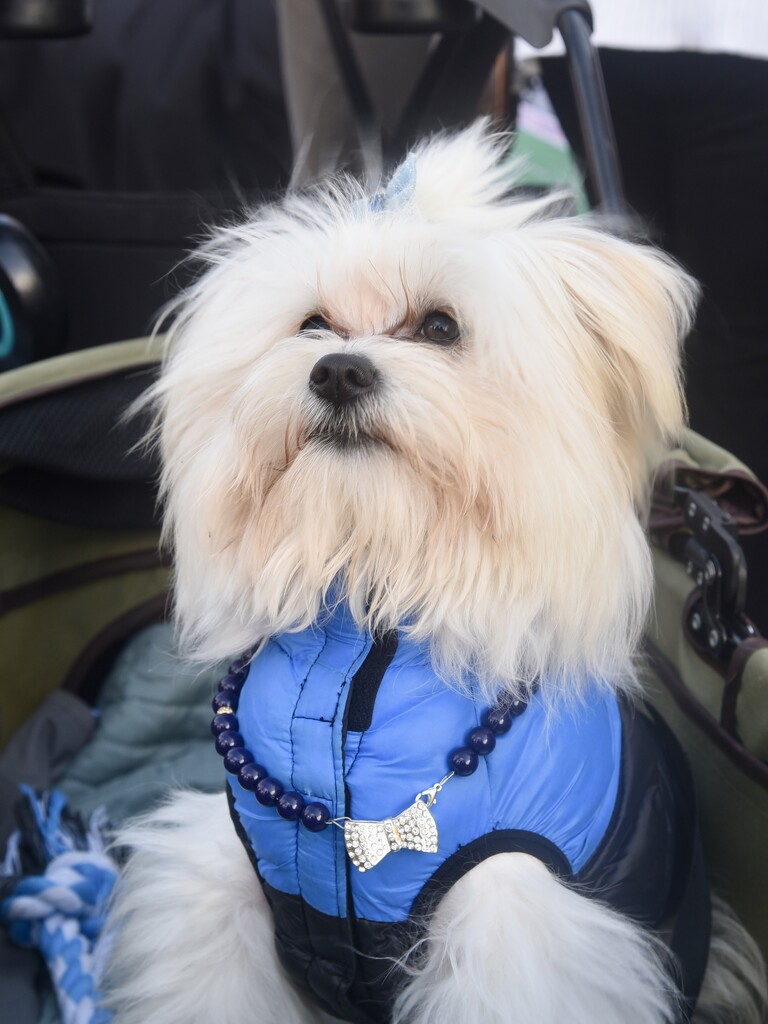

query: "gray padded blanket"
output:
61 622 225 824
36 623 227 1024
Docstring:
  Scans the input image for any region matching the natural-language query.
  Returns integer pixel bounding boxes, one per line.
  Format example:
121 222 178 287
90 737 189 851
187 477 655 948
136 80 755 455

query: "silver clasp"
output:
416 772 454 809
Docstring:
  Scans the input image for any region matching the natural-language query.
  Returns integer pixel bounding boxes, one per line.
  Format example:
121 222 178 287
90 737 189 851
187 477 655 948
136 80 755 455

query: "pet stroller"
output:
1 2 768 1021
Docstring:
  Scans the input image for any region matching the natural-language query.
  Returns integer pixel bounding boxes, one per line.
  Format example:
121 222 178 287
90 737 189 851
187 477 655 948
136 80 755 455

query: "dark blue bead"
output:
218 673 242 693
224 747 253 774
215 730 244 755
228 655 250 677
255 777 284 806
484 707 512 734
212 690 239 713
484 697 527 735
301 802 330 832
211 713 239 736
450 747 479 776
468 726 496 755
238 762 268 791
276 792 305 820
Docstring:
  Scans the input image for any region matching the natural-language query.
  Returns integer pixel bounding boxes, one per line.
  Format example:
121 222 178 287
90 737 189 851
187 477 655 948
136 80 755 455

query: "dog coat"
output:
226 601 708 1024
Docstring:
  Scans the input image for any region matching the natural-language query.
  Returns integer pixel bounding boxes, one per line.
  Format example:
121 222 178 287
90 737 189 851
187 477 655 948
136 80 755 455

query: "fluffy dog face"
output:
154 126 696 699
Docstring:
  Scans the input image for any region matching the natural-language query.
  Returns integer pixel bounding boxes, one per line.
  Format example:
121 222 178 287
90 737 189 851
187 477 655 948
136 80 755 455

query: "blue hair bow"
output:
368 156 417 213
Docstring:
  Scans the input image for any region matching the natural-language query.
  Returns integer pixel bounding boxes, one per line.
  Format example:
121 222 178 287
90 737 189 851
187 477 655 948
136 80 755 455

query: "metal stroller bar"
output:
556 8 624 218
473 2 625 218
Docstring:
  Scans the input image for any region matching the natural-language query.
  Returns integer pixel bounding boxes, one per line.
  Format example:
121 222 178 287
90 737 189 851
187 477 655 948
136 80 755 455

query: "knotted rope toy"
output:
1 786 117 1024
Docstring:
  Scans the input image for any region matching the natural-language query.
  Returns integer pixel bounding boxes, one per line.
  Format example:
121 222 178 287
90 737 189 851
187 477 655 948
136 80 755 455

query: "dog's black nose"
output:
309 353 377 407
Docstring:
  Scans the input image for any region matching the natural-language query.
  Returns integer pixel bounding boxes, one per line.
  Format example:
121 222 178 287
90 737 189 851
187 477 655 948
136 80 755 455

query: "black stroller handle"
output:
466 0 591 48
350 0 591 47
0 0 93 38
556 8 624 219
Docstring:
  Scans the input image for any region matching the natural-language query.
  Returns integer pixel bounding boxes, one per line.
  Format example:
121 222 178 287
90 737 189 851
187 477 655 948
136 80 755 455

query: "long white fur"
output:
150 122 694 702
106 794 679 1024
102 792 332 1024
106 125 766 1024
695 897 767 1024
103 793 763 1024
393 853 680 1024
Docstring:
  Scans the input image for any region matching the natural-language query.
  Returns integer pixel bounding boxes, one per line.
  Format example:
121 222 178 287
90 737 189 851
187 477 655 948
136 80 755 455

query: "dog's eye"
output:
419 311 460 345
299 314 331 333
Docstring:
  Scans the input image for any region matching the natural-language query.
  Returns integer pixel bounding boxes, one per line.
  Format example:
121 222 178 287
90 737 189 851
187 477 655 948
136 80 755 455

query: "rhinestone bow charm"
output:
341 776 451 872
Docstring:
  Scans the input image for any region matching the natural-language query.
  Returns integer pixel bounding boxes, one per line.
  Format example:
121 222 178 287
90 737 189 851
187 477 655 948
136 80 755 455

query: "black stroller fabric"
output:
0 0 291 354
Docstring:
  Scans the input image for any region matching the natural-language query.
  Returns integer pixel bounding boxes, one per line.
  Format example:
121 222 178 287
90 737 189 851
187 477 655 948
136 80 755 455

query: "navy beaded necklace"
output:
211 650 530 852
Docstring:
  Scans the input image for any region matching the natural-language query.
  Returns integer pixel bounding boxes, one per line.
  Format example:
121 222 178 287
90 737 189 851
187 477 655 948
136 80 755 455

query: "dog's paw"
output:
101 791 317 1024
393 853 679 1024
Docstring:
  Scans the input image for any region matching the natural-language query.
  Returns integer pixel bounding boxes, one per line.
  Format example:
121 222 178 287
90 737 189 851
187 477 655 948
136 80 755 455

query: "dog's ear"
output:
533 223 697 493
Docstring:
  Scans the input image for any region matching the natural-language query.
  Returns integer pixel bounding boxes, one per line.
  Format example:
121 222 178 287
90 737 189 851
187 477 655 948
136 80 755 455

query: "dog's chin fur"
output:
150 124 695 703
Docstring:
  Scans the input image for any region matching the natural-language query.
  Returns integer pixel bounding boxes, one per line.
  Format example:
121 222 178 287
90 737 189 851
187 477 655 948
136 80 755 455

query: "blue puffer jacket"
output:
224 601 703 1024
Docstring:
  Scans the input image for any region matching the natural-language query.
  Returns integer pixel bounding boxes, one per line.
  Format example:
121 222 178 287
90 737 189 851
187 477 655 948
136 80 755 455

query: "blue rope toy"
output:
1 786 117 1024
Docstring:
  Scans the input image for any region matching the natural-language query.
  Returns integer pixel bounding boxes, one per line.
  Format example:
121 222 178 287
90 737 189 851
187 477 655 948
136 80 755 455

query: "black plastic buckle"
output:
669 485 756 661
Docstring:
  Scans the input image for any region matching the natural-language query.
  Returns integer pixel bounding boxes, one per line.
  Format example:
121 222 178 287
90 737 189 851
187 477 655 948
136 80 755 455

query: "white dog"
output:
104 125 766 1024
